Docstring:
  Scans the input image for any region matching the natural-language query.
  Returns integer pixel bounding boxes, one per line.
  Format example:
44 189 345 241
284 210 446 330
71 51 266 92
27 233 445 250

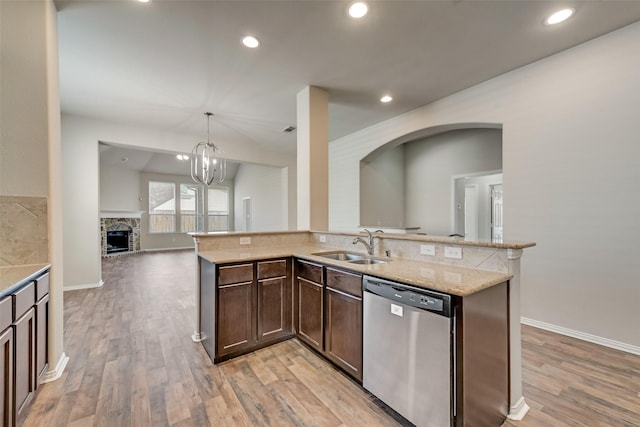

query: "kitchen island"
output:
192 230 535 425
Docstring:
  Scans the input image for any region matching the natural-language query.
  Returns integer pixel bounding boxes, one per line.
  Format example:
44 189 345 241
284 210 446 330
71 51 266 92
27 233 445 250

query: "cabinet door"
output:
14 307 36 422
324 287 363 382
257 277 292 343
35 294 50 386
0 327 13 427
216 283 254 358
296 278 323 351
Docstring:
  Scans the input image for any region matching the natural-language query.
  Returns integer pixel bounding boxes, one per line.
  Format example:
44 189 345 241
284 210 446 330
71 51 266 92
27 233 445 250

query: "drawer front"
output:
326 267 362 297
0 296 12 331
36 272 50 301
13 282 35 321
218 263 254 286
257 259 287 280
296 260 323 284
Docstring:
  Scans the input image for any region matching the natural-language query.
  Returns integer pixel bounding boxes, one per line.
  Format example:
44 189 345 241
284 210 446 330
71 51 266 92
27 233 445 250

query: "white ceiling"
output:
57 1 640 155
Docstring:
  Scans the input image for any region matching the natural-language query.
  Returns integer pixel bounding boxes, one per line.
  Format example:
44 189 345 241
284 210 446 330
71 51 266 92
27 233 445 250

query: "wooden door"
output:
296 278 323 351
324 287 363 382
257 277 292 342
216 283 254 358
35 294 50 385
0 327 13 427
14 307 36 422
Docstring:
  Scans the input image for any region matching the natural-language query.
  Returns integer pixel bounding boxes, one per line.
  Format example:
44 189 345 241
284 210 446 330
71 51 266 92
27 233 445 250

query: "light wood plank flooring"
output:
24 250 640 426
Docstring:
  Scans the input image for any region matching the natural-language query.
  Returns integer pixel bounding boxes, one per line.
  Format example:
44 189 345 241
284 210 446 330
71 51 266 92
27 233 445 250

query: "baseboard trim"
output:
41 352 69 383
64 280 104 292
521 317 640 356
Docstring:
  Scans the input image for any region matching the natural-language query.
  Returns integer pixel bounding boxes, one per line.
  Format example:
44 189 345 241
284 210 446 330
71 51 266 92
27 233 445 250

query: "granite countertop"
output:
0 264 50 299
191 229 536 250
198 244 511 297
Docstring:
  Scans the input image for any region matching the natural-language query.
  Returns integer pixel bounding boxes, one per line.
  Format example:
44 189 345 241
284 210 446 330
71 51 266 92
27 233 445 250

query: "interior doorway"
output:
453 171 503 241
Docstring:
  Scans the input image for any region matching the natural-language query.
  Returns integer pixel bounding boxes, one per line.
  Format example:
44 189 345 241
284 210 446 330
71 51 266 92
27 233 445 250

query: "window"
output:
149 181 176 233
180 184 202 232
208 187 229 231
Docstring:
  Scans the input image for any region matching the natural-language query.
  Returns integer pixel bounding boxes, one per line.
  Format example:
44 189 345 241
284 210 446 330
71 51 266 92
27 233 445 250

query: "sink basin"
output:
311 251 388 265
311 251 365 261
348 258 386 265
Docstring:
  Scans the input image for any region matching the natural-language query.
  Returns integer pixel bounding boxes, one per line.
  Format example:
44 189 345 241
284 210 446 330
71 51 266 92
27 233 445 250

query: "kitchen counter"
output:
192 229 536 250
198 244 511 297
0 263 51 299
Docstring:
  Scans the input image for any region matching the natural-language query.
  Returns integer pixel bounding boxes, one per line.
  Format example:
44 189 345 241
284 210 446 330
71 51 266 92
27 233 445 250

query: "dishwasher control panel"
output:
363 275 452 317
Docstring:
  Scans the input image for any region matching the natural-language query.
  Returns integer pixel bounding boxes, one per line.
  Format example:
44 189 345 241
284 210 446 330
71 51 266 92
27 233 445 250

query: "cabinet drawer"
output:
36 272 50 301
296 260 323 284
326 267 362 297
218 263 254 286
0 296 11 331
13 282 35 321
257 259 287 280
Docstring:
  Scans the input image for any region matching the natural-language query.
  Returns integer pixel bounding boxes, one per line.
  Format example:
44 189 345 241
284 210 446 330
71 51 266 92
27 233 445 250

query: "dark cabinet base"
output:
0 328 13 427
14 307 36 424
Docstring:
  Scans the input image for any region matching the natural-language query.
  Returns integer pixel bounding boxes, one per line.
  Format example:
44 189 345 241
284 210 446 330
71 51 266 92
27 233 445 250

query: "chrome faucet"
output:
352 229 383 255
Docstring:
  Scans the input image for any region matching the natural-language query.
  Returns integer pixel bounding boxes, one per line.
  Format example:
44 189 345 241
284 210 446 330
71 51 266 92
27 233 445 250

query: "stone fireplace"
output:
100 211 143 257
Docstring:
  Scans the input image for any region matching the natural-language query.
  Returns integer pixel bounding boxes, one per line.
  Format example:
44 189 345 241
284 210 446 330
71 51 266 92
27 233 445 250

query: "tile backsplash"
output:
0 196 48 266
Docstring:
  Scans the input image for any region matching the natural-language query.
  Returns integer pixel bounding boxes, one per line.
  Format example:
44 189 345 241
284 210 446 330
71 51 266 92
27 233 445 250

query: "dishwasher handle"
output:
363 275 453 317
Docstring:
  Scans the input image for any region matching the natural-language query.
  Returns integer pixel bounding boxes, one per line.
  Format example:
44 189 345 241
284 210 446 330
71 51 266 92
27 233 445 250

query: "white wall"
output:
233 163 285 232
360 144 405 227
62 116 102 288
329 22 640 349
100 163 141 211
404 128 502 235
62 114 296 287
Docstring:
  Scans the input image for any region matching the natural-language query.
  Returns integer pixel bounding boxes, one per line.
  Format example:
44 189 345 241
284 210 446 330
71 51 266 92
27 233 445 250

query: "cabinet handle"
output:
219 281 252 289
326 286 362 301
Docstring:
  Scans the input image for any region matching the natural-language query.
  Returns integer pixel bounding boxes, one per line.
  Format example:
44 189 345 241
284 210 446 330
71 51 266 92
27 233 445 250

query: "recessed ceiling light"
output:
545 8 574 25
137 0 151 3
380 95 393 103
242 35 260 48
176 154 189 161
348 2 368 19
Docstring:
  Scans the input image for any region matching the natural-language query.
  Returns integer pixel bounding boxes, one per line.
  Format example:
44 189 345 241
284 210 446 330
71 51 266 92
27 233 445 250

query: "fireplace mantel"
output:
100 210 144 219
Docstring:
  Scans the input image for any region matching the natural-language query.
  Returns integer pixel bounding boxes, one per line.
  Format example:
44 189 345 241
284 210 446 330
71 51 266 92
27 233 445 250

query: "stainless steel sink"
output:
311 251 388 265
348 258 386 265
311 251 365 261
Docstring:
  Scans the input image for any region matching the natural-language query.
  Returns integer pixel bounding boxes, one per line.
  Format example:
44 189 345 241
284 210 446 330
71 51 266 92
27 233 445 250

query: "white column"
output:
507 248 530 420
191 237 203 342
296 86 329 231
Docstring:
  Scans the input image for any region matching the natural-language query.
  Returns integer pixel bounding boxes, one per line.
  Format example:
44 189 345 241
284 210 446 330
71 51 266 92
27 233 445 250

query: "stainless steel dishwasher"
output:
363 275 455 427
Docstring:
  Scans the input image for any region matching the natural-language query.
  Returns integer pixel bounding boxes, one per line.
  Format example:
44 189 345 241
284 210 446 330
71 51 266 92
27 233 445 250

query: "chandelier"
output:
190 112 226 186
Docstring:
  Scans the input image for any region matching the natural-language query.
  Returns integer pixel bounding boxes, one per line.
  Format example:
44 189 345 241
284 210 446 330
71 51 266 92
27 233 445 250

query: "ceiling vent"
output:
282 125 296 133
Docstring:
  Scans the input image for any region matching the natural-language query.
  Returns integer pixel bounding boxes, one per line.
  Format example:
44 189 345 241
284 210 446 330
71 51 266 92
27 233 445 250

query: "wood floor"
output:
23 250 640 427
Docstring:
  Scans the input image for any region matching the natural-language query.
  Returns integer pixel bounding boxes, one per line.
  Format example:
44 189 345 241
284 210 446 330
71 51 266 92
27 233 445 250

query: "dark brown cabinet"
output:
324 268 362 382
201 258 293 363
294 260 324 352
0 269 50 427
13 307 35 424
257 260 292 343
1 296 14 427
35 273 49 385
216 264 255 358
